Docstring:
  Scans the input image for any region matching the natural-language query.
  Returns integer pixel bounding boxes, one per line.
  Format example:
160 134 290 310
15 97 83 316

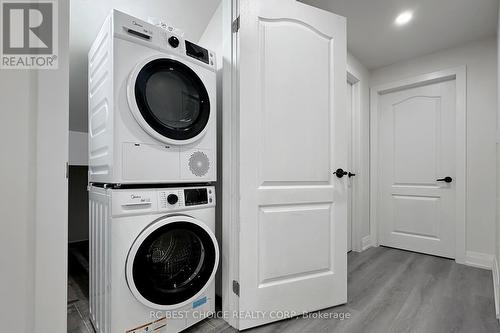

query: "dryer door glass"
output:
134 58 210 141
130 221 217 306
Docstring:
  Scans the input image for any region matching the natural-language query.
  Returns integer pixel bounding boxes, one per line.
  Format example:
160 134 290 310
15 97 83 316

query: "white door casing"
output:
347 80 353 252
378 79 456 258
228 0 348 329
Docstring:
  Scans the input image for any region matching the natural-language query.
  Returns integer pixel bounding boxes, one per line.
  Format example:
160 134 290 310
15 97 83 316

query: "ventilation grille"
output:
188 151 210 177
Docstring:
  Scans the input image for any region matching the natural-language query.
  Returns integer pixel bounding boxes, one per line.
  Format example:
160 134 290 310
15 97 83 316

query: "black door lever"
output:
437 176 453 183
335 168 356 179
335 168 347 178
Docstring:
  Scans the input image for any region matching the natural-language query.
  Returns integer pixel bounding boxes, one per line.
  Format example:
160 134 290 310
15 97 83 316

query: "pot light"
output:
395 11 413 26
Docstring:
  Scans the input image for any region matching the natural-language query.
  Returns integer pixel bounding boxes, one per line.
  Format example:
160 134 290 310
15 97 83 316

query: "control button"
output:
209 198 213 203
168 36 179 48
167 194 178 205
209 190 212 194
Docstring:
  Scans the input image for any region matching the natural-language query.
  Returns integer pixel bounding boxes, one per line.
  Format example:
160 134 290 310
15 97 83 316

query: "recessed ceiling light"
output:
395 11 413 26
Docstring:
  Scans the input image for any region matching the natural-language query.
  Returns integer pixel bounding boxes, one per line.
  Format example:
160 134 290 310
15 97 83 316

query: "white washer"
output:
89 185 218 333
88 10 217 184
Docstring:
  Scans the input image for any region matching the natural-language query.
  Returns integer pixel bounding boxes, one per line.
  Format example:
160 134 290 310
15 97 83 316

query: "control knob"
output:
168 36 179 48
167 194 178 205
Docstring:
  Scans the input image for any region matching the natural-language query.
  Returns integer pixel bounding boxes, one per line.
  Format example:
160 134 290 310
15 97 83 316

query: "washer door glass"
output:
134 58 210 141
130 221 217 306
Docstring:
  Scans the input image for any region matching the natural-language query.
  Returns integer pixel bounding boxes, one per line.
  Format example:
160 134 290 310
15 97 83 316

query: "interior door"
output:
378 79 456 258
237 0 347 329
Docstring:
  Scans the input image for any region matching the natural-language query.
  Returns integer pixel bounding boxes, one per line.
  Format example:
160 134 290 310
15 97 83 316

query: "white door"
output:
378 79 456 258
236 0 347 329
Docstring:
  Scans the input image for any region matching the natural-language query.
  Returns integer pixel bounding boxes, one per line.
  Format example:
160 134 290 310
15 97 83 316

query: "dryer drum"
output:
131 221 216 306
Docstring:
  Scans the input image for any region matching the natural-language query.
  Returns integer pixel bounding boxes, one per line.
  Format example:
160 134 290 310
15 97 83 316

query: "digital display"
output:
185 40 209 64
184 188 208 206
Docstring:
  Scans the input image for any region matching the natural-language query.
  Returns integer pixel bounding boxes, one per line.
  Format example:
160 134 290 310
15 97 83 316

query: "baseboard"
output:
492 257 500 320
361 235 372 251
464 251 494 270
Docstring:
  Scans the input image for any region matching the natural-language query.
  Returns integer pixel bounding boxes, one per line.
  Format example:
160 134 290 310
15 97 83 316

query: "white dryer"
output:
88 10 217 184
89 185 218 333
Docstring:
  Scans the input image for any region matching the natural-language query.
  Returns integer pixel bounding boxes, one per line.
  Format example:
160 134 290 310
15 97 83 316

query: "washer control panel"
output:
110 186 215 216
158 186 215 211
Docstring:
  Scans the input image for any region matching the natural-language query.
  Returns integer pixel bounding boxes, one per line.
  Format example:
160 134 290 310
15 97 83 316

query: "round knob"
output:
168 36 179 48
335 168 348 178
167 194 178 205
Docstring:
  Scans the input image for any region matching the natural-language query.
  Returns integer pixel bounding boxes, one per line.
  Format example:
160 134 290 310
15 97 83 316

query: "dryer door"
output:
126 216 219 310
128 57 211 145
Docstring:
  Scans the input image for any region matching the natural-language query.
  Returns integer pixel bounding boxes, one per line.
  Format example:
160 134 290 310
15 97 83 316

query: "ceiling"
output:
69 0 221 132
300 0 498 70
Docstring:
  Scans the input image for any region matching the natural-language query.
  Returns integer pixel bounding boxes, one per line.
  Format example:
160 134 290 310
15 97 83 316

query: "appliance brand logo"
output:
1 0 58 69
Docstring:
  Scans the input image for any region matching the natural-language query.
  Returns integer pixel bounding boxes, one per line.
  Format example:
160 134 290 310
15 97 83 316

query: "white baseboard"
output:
492 257 500 320
361 235 372 251
464 251 494 270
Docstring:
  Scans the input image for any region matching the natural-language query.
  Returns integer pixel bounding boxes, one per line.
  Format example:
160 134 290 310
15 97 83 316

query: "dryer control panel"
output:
112 9 217 70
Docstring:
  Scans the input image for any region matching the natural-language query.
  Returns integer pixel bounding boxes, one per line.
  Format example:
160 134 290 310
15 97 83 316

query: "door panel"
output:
237 0 347 329
378 79 456 258
258 204 331 284
260 19 331 183
393 97 440 185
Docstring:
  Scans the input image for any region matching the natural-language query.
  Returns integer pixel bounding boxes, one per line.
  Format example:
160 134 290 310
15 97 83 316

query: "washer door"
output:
126 216 219 310
127 56 211 145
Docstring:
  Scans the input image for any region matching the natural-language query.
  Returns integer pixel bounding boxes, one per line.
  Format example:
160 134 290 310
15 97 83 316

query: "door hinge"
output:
232 280 240 296
66 162 69 179
232 16 240 33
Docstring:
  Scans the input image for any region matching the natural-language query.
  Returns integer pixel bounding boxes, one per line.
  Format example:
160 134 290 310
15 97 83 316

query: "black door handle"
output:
437 176 453 183
335 168 347 178
335 168 356 178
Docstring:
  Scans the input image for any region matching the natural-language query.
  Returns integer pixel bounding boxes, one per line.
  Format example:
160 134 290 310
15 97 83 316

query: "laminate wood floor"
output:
68 244 500 333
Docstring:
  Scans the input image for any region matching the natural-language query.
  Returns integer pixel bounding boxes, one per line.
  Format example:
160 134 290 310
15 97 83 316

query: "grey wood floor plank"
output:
69 246 500 333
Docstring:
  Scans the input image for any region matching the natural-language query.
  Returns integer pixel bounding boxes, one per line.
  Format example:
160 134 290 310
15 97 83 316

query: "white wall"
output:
0 0 70 332
347 53 371 249
371 37 498 257
198 0 224 297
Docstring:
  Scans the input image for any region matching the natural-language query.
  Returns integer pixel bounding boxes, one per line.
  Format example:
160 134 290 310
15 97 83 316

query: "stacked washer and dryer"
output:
88 10 219 333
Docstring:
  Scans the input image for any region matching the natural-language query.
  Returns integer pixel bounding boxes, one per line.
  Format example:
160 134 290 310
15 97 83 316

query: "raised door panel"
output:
258 204 332 285
393 97 441 185
259 19 332 184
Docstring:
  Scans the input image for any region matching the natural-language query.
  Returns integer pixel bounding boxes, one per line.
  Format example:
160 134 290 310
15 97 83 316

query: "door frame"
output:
221 0 240 329
347 70 363 252
369 66 467 264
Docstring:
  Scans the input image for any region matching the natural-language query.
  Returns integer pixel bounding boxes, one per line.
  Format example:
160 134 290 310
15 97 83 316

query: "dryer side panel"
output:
88 13 114 183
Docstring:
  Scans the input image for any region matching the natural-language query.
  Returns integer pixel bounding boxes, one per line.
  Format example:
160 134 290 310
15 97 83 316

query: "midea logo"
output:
1 0 58 69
